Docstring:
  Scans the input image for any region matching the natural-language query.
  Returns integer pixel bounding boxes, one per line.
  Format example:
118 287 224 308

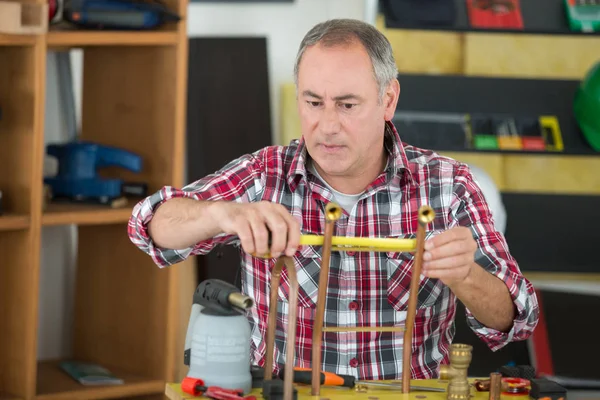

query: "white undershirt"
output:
307 160 363 214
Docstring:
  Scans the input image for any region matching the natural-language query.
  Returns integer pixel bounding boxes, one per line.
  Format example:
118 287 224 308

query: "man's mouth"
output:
319 143 344 152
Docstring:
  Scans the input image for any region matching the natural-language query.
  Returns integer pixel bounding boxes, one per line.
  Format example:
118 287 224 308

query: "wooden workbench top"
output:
165 379 531 400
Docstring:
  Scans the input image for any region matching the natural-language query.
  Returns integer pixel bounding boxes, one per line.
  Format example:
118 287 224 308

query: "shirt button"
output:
349 301 359 311
349 358 359 368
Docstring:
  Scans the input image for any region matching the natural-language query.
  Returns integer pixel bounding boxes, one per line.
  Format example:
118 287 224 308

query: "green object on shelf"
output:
60 361 124 386
574 61 600 152
473 135 499 150
564 0 600 32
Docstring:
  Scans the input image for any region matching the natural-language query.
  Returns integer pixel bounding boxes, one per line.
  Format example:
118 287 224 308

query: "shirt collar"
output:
286 120 414 191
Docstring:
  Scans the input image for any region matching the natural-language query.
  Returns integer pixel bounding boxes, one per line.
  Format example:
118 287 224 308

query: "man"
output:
128 18 539 380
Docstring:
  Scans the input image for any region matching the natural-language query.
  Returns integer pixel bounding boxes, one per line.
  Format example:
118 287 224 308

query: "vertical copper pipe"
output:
489 372 502 400
283 257 299 400
263 260 282 382
263 256 300 400
402 205 435 393
311 202 342 396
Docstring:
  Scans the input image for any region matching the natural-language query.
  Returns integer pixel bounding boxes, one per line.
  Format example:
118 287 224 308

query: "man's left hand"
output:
422 226 477 287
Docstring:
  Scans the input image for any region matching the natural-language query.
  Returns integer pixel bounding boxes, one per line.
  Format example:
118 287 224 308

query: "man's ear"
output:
383 78 400 121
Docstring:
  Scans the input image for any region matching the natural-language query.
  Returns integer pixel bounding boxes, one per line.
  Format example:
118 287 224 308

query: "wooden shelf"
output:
36 360 164 400
47 29 179 48
0 214 29 231
0 392 20 400
0 33 36 46
42 202 134 226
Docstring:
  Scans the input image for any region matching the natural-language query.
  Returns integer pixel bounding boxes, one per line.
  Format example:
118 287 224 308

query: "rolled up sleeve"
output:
127 152 266 267
451 164 539 351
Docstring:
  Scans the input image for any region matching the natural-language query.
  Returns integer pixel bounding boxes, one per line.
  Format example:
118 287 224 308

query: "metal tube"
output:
283 257 299 400
253 235 417 258
402 205 435 393
263 256 299 400
489 372 502 400
311 202 341 396
300 234 416 251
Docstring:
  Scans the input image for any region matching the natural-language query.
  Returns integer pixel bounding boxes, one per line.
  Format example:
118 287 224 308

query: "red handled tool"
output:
181 377 257 400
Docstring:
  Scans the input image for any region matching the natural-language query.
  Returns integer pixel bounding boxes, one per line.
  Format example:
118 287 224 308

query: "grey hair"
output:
293 18 398 100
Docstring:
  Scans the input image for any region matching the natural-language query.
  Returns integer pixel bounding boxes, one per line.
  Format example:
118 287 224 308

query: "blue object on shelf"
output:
44 141 143 202
63 0 181 30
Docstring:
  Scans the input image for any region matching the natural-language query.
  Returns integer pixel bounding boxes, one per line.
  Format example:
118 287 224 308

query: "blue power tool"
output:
63 0 181 30
44 141 146 205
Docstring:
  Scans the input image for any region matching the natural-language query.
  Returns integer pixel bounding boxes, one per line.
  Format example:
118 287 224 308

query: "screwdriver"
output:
280 367 445 392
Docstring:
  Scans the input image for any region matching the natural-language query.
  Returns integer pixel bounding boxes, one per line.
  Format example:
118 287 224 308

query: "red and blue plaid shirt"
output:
128 121 538 380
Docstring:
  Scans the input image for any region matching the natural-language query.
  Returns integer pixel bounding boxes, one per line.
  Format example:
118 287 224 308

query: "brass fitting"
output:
439 343 473 400
418 204 435 226
325 202 342 221
228 292 254 310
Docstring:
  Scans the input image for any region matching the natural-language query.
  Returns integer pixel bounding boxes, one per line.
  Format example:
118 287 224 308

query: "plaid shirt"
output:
128 121 539 381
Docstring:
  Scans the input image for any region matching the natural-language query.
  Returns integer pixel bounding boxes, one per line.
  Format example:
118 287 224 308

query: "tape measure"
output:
502 377 530 396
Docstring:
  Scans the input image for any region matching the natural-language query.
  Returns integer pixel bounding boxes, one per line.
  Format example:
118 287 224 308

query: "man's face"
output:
297 40 399 185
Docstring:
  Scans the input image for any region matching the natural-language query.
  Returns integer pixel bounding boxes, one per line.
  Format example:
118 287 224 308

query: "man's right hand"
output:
212 201 301 258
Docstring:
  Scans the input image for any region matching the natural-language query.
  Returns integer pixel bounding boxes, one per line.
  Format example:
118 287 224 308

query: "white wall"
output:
37 0 370 360
187 0 368 144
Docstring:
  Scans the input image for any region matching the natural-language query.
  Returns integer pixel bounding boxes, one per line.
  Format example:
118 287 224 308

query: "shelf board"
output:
36 360 164 400
381 0 600 37
0 392 20 400
47 28 179 48
42 202 134 226
0 214 30 231
0 33 37 46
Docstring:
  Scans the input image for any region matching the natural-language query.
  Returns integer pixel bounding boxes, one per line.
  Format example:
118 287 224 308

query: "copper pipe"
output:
311 202 342 396
401 205 435 393
489 372 502 400
322 326 404 333
263 256 299 400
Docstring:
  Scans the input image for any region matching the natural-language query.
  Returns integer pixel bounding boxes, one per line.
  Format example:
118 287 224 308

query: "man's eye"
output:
342 103 356 110
307 101 321 107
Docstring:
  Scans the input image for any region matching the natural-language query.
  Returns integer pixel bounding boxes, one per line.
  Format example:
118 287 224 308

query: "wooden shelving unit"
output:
47 28 179 48
0 214 30 231
0 0 194 399
35 360 164 400
42 202 138 226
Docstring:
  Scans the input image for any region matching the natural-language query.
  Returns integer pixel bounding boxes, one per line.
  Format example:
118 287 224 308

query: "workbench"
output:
165 379 532 400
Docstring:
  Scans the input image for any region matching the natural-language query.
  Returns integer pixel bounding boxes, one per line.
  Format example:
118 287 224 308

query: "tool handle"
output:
287 367 355 387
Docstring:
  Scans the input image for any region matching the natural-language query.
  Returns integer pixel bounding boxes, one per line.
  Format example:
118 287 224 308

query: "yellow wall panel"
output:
383 29 464 74
440 152 506 190
464 33 600 79
377 15 464 74
504 155 600 194
280 82 301 146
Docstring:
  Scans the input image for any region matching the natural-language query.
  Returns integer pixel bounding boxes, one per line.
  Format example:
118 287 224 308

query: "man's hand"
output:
212 201 301 258
422 226 477 286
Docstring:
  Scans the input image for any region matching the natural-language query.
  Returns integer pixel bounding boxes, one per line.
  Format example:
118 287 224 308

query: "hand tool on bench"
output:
181 377 257 400
279 367 446 392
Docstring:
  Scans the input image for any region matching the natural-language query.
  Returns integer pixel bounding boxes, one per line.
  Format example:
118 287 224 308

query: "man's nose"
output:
319 106 341 135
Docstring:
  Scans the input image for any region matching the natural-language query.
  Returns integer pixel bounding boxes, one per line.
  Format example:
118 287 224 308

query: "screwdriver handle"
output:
281 367 356 387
